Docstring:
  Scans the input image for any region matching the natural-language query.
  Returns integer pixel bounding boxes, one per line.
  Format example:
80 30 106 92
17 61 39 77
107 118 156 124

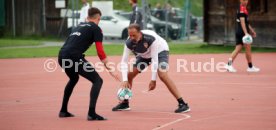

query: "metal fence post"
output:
12 0 16 37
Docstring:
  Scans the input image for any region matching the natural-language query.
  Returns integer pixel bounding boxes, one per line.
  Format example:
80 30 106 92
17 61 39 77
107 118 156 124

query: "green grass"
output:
0 46 59 58
1 43 276 59
0 44 124 59
1 34 64 41
0 35 64 47
0 39 43 47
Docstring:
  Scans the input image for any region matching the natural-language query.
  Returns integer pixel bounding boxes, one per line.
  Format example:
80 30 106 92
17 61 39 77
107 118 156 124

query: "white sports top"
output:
121 30 169 81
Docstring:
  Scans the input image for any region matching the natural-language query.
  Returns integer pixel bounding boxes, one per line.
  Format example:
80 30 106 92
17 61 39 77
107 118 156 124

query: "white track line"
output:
152 113 191 130
135 82 276 89
120 110 191 130
134 81 276 85
192 107 276 122
141 90 155 94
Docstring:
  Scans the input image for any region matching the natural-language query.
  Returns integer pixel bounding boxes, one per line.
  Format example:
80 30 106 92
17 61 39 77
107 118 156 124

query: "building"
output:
204 0 276 47
1 0 69 37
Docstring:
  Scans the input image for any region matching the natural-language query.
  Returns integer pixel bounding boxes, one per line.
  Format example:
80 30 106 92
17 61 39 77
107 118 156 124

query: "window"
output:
101 16 113 21
250 0 268 14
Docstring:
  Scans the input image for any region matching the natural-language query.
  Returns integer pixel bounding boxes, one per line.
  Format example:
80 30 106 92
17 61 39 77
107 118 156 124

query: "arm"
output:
134 6 139 24
148 41 159 91
150 42 159 81
240 17 249 35
95 41 120 81
121 45 130 81
249 25 257 38
95 41 107 61
121 45 131 88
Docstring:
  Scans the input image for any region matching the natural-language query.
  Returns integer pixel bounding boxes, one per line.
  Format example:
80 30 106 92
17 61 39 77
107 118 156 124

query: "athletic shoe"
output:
247 66 260 72
112 102 131 111
59 111 74 118
225 64 237 73
175 103 190 113
87 114 107 121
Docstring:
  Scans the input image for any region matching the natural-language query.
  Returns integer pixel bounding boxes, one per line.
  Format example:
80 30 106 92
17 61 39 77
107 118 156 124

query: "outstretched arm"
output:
121 45 131 88
149 41 159 91
95 41 120 82
249 25 256 38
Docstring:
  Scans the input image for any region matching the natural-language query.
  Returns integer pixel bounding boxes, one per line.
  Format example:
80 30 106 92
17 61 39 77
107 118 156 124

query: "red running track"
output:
0 53 276 130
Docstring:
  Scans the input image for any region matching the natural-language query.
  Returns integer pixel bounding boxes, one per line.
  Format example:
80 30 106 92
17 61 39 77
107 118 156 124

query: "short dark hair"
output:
132 0 137 4
88 7 102 18
128 24 141 32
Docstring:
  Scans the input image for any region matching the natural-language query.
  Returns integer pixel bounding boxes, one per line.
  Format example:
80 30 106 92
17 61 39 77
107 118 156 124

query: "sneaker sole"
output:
225 66 237 73
112 108 131 111
176 108 191 113
247 70 260 72
226 69 237 73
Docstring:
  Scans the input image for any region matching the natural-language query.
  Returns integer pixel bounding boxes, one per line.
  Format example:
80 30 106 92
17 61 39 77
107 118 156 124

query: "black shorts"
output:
236 33 244 45
133 51 169 72
58 56 95 74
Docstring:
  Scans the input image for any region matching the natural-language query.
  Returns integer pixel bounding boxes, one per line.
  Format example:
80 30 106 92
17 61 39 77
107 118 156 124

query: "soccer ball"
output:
242 34 253 44
117 88 133 101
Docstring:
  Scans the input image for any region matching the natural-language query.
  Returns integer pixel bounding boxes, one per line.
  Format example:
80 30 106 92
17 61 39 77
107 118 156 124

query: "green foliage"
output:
68 0 203 16
189 0 203 16
113 0 133 12
113 0 203 16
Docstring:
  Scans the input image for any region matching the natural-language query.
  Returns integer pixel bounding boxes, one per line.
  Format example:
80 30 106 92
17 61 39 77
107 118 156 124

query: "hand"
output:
251 31 257 38
101 59 121 82
249 27 257 38
121 81 130 88
148 80 156 91
109 72 121 82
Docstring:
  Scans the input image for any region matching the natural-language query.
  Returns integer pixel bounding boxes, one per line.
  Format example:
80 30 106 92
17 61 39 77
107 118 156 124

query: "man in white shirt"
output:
79 0 90 23
112 24 190 113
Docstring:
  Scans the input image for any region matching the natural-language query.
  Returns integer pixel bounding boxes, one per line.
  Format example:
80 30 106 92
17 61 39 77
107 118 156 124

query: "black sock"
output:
248 62 253 68
88 107 96 116
228 60 232 66
177 98 186 105
123 99 129 103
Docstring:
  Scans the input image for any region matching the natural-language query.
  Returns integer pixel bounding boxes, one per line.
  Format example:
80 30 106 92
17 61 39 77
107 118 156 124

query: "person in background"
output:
225 0 260 73
153 3 164 20
79 0 90 23
129 0 143 29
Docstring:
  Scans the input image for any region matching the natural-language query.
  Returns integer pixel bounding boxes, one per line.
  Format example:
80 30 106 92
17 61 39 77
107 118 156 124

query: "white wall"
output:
92 1 113 16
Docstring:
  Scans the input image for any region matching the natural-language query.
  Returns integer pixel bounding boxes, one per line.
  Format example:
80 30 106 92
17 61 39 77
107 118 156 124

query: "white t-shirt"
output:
79 3 90 23
121 30 169 81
